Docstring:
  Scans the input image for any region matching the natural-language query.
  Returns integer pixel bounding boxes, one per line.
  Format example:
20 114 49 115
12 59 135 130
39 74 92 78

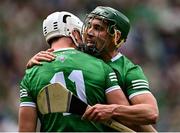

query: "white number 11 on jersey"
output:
50 70 87 103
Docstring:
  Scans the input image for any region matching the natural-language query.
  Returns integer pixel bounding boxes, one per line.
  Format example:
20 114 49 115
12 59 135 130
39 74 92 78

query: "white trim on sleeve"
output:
106 85 121 93
20 102 36 108
129 90 151 99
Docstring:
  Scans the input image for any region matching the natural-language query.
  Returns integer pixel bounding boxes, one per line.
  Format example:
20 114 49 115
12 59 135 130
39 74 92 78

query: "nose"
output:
87 27 94 37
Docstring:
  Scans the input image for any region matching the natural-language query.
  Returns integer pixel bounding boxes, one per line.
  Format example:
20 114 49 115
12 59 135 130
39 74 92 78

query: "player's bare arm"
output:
82 88 145 131
113 93 159 125
83 93 158 125
82 88 130 122
18 106 37 132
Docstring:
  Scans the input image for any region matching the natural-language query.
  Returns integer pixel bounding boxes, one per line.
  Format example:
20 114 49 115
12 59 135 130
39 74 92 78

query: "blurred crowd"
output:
0 0 180 131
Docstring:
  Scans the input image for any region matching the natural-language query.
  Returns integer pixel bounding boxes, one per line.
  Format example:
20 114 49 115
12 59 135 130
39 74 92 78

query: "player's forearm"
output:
112 104 158 125
18 107 37 132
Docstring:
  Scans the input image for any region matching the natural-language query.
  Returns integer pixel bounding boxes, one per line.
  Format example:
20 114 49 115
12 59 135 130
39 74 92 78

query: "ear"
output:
113 30 124 48
114 30 121 43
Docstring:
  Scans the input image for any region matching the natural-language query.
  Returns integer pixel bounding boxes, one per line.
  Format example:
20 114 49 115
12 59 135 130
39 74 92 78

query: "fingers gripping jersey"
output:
107 53 151 100
19 48 120 132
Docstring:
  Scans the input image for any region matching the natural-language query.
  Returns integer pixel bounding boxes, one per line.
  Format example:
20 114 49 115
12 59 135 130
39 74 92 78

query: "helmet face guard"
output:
81 6 130 56
82 15 113 56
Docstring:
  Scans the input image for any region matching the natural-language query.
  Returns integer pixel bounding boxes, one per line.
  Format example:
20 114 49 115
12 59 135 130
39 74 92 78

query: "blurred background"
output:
0 0 180 131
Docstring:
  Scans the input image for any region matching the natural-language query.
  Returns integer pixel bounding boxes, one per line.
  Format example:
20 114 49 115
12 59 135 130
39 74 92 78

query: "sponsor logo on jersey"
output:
58 55 66 62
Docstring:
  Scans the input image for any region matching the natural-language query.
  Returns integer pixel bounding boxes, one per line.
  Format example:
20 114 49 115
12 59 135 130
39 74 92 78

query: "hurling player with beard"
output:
26 6 159 132
19 11 129 132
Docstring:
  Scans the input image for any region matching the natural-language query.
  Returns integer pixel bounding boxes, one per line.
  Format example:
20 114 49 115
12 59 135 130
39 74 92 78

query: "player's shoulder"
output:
25 63 43 77
120 56 147 81
120 55 143 71
121 55 135 65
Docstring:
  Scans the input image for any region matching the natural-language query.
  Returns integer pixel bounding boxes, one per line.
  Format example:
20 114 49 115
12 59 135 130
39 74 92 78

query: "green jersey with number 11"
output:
20 48 120 132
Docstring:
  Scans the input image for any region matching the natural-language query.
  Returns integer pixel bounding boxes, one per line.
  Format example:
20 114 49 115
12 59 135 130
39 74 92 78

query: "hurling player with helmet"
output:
81 6 159 132
18 11 129 132
26 6 159 132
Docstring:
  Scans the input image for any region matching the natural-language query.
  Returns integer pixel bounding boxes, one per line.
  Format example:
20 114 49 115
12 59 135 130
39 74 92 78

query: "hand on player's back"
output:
26 48 56 68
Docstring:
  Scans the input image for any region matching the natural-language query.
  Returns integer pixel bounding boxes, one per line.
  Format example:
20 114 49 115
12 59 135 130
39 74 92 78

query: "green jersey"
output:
20 48 120 132
107 52 151 100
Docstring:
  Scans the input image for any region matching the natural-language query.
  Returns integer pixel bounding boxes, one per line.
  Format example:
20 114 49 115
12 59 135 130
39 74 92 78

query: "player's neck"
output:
51 37 75 50
101 50 118 62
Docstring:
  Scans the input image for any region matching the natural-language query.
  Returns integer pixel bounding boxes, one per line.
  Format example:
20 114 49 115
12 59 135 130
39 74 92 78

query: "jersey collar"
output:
111 52 123 62
53 48 75 52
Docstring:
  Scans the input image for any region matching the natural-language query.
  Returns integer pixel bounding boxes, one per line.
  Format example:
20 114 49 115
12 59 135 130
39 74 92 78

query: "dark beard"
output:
77 43 102 58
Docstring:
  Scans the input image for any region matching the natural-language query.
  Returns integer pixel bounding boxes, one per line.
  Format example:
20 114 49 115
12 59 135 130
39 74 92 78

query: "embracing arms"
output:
26 50 159 132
